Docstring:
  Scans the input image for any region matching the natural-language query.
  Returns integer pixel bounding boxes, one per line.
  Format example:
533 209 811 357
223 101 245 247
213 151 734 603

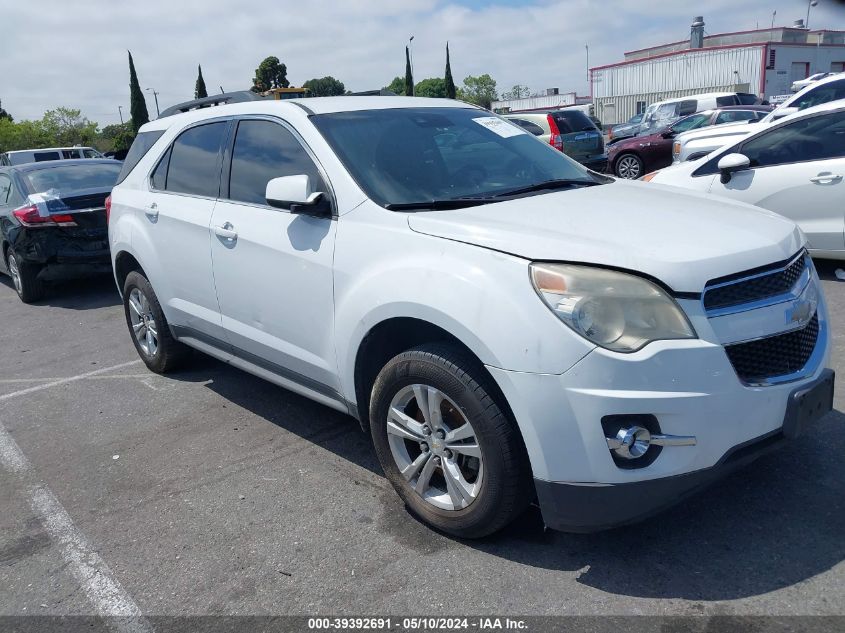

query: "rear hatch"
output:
549 111 604 162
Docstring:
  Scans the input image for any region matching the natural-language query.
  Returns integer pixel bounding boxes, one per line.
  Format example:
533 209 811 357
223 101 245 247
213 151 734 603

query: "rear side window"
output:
716 96 739 107
163 122 228 198
227 120 326 206
715 110 759 125
678 100 698 116
34 152 61 162
793 79 845 111
508 118 544 136
116 130 165 184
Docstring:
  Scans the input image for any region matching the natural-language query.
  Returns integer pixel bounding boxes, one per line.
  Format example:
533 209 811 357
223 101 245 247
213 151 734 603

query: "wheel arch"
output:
113 250 147 296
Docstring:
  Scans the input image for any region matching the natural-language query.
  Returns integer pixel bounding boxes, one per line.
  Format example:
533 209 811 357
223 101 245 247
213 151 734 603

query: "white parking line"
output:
0 362 153 632
0 360 142 402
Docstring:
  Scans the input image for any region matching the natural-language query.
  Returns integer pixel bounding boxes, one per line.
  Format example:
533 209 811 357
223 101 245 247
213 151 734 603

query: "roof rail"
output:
157 91 267 119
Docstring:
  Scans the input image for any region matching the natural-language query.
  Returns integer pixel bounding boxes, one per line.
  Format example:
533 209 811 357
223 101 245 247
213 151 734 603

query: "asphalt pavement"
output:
0 262 844 622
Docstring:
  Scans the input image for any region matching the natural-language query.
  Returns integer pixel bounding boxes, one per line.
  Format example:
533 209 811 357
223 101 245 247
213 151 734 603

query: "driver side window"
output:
739 110 845 168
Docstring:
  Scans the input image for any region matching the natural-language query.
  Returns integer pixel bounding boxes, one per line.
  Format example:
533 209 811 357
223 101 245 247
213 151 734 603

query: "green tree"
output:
414 78 447 98
195 64 208 99
41 107 98 146
128 51 149 133
458 74 498 109
384 76 405 95
0 99 11 122
302 76 345 97
99 122 134 153
444 43 456 99
0 118 48 153
404 47 414 96
251 56 289 93
501 85 530 100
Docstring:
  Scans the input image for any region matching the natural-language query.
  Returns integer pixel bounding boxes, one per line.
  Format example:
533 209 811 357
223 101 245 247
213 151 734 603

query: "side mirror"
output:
660 130 675 139
717 153 751 184
771 106 799 120
265 175 331 217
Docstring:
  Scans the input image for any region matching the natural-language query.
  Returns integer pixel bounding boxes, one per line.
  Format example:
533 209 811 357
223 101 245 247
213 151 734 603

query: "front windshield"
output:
312 107 601 208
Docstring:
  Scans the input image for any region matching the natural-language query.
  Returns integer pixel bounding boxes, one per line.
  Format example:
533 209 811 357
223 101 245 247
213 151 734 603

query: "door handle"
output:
144 202 159 220
809 173 843 184
214 222 238 241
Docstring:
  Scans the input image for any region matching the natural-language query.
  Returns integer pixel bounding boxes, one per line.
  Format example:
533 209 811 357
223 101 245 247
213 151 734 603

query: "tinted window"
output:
34 152 61 162
715 110 759 125
678 100 697 116
0 174 12 205
165 122 227 197
508 118 544 136
550 111 595 133
116 130 165 184
228 120 326 206
736 93 759 105
312 108 599 207
793 79 845 111
739 110 845 167
150 147 170 190
24 162 122 193
671 113 711 132
716 95 739 107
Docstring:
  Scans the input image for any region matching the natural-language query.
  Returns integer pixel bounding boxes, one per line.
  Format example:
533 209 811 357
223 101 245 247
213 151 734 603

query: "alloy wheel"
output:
128 288 159 357
386 384 484 511
7 253 22 296
616 155 642 179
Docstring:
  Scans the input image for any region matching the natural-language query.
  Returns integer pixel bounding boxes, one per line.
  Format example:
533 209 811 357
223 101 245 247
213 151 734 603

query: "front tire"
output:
369 344 532 538
122 271 188 373
614 153 643 179
6 250 44 303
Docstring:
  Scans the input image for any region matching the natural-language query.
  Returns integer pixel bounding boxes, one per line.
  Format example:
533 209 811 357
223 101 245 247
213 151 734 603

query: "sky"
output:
2 0 845 127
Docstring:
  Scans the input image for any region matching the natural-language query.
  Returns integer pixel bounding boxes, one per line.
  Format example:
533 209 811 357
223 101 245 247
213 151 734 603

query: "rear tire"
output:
7 250 44 303
614 153 643 179
122 271 188 373
369 343 532 538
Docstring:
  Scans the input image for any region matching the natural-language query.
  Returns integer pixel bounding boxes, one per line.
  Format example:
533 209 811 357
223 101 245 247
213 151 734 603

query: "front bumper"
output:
533 368 834 532
486 273 833 532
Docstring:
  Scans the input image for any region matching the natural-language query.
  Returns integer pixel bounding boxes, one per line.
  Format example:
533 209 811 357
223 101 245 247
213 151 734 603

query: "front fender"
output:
332 204 594 405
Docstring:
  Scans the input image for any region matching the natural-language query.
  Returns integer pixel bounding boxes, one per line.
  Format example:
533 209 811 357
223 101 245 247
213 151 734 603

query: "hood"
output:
608 131 663 154
407 180 803 293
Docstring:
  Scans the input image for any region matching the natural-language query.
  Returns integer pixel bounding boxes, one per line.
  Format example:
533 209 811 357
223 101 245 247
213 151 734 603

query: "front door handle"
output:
214 222 238 241
144 202 159 220
809 173 843 184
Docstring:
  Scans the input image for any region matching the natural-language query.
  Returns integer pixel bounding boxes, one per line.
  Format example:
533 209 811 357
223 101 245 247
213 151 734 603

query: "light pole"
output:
146 87 160 117
585 44 590 95
118 105 124 124
409 35 415 96
806 0 819 29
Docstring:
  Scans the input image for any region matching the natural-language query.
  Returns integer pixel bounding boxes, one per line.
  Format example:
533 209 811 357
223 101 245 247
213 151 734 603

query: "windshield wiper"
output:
490 178 602 198
384 198 497 211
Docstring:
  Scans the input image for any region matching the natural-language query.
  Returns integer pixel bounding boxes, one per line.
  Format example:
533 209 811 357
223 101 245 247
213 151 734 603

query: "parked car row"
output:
607 106 771 179
0 146 106 165
645 100 845 261
0 94 835 539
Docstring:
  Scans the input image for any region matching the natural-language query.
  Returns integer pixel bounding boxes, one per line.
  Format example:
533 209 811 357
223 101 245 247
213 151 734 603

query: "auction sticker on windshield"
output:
473 117 526 138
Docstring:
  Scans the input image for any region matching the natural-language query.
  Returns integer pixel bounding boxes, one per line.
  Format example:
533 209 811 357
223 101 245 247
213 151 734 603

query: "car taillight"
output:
105 195 112 224
12 204 77 227
547 114 564 151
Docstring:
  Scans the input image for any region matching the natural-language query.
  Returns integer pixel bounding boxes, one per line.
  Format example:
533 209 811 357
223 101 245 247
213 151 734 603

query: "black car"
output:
0 159 122 302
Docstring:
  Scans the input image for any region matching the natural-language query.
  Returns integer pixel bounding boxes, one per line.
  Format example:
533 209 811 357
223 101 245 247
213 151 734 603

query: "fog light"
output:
607 426 651 460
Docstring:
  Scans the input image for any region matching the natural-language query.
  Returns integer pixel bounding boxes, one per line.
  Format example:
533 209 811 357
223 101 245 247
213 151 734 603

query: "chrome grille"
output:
725 314 819 384
703 253 806 311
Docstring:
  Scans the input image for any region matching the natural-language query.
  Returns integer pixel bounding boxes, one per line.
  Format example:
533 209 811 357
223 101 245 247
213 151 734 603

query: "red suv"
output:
608 106 771 179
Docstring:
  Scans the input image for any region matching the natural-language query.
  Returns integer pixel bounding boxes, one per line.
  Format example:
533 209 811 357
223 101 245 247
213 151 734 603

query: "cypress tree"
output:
128 51 149 132
444 43 456 99
195 64 208 99
405 47 414 97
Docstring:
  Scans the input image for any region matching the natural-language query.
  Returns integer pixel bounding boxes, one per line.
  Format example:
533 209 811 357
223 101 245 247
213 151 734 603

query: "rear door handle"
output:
144 202 159 220
214 222 238 241
809 173 843 184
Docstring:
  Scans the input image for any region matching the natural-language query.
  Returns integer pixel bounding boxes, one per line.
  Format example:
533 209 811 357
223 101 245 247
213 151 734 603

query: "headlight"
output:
530 263 696 352
641 171 659 182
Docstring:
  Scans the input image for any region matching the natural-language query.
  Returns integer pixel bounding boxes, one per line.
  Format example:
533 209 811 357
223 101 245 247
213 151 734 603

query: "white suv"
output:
108 96 834 537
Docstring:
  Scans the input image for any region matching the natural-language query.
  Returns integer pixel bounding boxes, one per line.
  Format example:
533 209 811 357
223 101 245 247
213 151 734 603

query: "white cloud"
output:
2 0 843 125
